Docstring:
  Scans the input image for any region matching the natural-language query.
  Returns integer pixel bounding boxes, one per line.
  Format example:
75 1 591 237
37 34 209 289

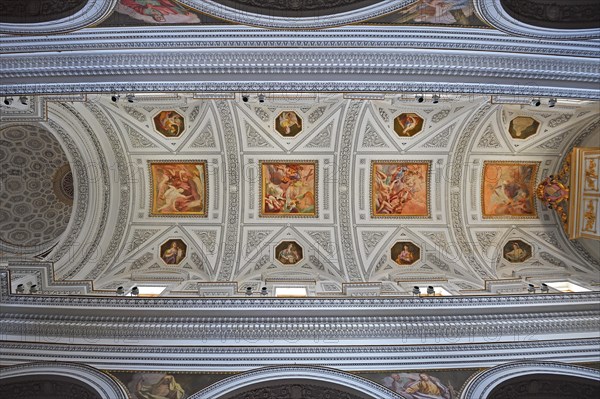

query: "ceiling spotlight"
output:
19 96 28 105
245 286 253 296
527 283 535 294
16 284 25 294
432 94 440 104
261 286 268 296
531 98 541 107
548 98 557 108
29 284 38 294
415 94 424 103
258 94 265 103
412 286 421 296
131 286 139 296
427 286 435 296
242 95 249 103
111 94 120 102
541 283 549 293
3 97 13 106
126 94 135 103
116 286 125 296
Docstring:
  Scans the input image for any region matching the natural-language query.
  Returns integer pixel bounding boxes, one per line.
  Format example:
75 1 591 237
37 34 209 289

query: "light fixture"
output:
126 94 135 103
427 286 435 296
531 98 541 107
261 286 268 296
541 283 549 293
527 283 535 294
3 97 13 106
111 94 120 102
246 286 253 296
116 286 125 295
412 286 421 296
432 94 440 104
415 94 424 103
548 98 557 108
29 284 38 294
131 286 139 296
16 284 25 294
19 96 28 105
258 94 265 103
242 95 249 103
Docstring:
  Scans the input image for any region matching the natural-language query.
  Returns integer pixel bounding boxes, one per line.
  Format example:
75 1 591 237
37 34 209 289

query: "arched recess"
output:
0 0 118 35
474 0 600 39
0 362 128 399
189 366 406 399
460 360 600 398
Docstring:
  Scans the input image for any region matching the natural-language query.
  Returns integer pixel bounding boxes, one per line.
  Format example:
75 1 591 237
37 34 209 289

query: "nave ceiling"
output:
1 93 598 296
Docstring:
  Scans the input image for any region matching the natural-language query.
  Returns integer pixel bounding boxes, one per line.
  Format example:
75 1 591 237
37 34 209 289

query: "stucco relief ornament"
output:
536 175 569 230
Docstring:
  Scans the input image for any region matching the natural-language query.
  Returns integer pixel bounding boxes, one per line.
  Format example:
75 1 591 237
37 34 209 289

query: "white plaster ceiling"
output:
4 93 599 296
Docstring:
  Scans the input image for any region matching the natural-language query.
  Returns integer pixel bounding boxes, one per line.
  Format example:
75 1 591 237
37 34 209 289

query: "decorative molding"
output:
0 0 118 35
1 28 598 98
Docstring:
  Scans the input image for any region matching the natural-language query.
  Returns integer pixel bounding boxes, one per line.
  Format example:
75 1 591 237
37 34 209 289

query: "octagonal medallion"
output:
503 240 532 263
160 238 187 265
275 240 304 265
394 113 424 137
153 110 185 138
275 111 303 137
509 116 540 140
391 241 420 266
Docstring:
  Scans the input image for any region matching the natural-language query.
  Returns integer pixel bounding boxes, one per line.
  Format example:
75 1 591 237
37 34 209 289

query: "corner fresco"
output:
366 0 487 27
275 241 304 265
153 110 185 138
391 241 421 266
275 111 303 137
149 161 207 216
394 113 424 137
508 116 540 140
371 161 430 218
481 162 538 219
109 371 230 399
260 161 317 217
160 238 187 265
502 240 532 263
357 369 478 398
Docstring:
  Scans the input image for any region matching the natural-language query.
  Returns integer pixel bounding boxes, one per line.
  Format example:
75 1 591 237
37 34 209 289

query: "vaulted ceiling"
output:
0 1 599 297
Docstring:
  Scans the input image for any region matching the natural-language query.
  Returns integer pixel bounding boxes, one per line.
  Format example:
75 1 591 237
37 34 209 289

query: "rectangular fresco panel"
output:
482 162 538 219
150 161 207 216
356 369 478 398
371 161 430 217
366 0 487 27
260 161 317 217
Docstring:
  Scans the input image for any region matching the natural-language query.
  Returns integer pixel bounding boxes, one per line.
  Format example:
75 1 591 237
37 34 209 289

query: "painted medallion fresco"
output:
160 239 187 265
391 241 421 266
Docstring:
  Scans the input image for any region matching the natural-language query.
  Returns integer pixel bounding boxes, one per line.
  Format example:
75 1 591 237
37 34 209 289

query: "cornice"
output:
474 0 600 39
1 27 598 98
0 0 118 35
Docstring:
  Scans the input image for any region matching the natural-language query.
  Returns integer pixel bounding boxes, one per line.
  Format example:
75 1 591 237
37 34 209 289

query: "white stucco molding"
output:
178 0 415 29
474 0 600 40
460 360 600 398
189 365 405 398
1 27 598 98
0 0 118 35
0 361 128 399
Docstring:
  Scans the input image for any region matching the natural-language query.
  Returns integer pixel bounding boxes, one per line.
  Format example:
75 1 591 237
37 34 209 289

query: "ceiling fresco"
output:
2 94 597 296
